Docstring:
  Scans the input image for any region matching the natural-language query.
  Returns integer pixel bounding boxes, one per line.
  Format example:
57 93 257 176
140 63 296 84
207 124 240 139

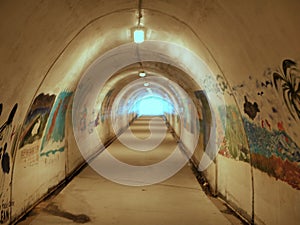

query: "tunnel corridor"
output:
0 1 300 225
16 116 236 225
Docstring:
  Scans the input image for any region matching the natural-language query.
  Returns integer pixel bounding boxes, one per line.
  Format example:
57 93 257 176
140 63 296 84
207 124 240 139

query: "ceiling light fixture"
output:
134 29 145 43
139 71 146 77
144 82 149 87
133 0 145 44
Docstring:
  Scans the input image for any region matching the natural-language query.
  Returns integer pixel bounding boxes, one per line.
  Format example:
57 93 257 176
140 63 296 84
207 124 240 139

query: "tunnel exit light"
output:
134 29 144 43
136 96 174 116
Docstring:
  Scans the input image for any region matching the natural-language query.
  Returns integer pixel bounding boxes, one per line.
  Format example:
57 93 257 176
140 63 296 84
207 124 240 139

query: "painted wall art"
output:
40 91 72 157
244 117 300 189
273 59 300 120
79 104 87 132
226 58 300 190
19 93 56 148
100 89 114 123
0 103 18 224
218 105 250 162
0 103 18 174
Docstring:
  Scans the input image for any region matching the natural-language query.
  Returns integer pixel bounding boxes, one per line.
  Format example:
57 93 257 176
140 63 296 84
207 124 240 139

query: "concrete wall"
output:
0 1 299 224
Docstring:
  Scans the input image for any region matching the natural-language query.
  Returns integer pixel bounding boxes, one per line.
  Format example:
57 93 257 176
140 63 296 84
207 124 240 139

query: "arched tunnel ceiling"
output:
0 2 300 224
1 0 298 146
79 53 208 128
96 61 204 116
2 0 299 116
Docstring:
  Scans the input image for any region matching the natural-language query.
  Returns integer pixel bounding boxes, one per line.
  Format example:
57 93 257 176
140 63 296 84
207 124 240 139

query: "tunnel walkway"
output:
17 116 234 225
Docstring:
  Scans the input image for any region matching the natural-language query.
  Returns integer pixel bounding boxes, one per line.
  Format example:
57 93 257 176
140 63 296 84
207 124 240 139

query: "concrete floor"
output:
17 116 243 225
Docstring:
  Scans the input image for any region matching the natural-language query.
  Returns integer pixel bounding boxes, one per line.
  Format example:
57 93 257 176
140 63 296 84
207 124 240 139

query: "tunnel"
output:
0 1 299 224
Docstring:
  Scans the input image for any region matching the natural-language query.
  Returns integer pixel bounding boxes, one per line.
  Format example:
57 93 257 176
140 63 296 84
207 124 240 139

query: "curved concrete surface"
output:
16 117 233 225
0 1 299 224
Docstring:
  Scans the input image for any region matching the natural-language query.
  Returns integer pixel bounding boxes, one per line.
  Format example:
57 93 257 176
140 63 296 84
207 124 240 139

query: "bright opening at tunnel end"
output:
72 41 226 187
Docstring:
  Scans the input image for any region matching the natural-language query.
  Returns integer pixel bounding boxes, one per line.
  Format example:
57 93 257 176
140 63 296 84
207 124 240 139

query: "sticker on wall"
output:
40 91 72 157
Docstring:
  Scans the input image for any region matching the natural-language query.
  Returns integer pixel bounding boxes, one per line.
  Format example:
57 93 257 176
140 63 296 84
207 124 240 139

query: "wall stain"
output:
44 203 90 223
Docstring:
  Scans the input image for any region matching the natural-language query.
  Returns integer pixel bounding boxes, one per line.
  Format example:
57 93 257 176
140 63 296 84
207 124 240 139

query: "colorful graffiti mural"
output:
19 93 56 148
40 91 72 157
243 118 300 189
218 105 250 162
219 59 300 190
215 59 299 190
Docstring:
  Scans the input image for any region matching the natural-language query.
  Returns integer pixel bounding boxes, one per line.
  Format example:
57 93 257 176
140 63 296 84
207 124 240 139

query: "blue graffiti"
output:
243 118 300 162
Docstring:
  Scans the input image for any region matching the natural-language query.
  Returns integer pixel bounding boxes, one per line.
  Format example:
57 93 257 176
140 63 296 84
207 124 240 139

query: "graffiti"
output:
40 91 72 157
261 80 273 88
79 105 87 131
255 76 273 98
100 89 114 123
0 103 18 140
272 107 278 113
232 83 244 92
277 121 284 131
201 76 222 95
273 59 300 119
218 106 249 162
261 119 271 130
0 209 9 224
0 201 14 224
20 145 39 167
216 74 232 95
0 103 17 224
87 110 100 134
257 91 264 96
95 112 100 126
1 143 10 174
0 103 18 173
243 96 260 120
19 93 56 148
243 118 300 189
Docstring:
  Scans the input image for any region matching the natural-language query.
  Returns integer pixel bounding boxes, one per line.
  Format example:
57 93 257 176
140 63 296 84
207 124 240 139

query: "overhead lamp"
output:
134 28 145 44
144 82 149 87
139 71 146 77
